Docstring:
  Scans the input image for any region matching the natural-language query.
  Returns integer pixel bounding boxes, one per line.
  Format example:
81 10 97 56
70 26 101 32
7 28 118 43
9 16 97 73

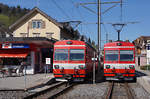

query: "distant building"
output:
133 36 150 66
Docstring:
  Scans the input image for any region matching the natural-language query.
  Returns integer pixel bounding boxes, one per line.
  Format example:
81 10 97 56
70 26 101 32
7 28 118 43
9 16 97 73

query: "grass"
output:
0 14 10 27
0 14 19 28
140 65 150 70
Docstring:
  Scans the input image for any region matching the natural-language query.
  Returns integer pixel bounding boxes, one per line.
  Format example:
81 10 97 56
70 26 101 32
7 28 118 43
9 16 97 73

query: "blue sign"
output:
12 44 29 48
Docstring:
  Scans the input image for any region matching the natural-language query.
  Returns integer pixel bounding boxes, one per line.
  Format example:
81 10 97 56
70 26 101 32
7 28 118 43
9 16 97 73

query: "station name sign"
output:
2 43 29 49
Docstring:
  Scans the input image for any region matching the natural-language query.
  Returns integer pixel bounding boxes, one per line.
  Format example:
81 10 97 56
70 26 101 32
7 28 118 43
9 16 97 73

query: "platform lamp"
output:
112 23 126 41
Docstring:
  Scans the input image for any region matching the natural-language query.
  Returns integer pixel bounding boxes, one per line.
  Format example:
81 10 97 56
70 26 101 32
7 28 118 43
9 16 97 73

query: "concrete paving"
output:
0 73 54 90
1 66 150 93
135 66 150 94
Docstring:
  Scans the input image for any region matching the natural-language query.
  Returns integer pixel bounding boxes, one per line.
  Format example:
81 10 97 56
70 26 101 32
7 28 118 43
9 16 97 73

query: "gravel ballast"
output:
56 82 108 99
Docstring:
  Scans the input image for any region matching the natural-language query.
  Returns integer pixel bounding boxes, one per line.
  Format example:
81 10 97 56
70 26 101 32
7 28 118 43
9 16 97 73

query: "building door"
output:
138 56 140 66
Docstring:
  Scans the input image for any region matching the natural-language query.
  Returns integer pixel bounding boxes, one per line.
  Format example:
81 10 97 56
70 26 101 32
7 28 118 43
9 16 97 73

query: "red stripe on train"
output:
104 69 135 73
54 75 86 77
53 69 86 74
104 74 135 77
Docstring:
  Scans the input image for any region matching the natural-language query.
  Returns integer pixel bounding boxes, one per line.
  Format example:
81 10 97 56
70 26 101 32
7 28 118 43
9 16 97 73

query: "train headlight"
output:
106 65 110 69
129 65 135 69
54 65 59 69
78 65 84 69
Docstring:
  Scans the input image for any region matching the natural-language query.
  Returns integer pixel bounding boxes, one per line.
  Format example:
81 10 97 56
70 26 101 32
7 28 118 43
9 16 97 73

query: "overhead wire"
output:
120 0 123 22
69 0 87 36
102 23 109 43
70 0 97 41
52 0 71 21
46 0 66 20
69 0 76 19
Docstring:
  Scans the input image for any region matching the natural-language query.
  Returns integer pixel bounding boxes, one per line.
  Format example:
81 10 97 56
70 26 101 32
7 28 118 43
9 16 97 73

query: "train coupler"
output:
115 73 124 79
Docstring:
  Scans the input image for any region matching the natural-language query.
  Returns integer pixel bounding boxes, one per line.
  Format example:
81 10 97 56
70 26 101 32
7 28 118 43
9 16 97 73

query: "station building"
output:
0 7 81 74
0 37 56 74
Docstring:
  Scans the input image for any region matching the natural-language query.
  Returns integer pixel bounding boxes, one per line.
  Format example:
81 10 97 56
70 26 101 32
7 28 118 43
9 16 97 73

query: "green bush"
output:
140 65 150 70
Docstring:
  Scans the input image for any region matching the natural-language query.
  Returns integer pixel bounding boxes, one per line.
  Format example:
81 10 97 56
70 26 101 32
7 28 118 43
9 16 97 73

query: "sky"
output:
0 0 149 47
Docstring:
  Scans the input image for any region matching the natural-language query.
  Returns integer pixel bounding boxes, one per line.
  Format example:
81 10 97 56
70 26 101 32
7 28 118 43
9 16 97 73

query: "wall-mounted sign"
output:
12 44 29 48
2 43 12 49
46 58 51 65
2 43 29 49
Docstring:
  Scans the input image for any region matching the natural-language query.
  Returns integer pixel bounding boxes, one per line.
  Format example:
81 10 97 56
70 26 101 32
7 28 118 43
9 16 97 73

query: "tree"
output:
16 5 21 14
80 35 85 41
92 40 95 46
88 38 91 44
11 7 16 15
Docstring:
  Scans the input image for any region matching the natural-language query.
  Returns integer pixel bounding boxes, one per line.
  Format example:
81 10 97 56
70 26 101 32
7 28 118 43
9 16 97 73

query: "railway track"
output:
24 81 76 99
105 81 136 99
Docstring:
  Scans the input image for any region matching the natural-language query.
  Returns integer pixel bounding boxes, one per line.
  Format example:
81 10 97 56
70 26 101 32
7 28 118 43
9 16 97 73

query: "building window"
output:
147 44 150 50
32 21 42 29
33 33 40 37
20 33 28 37
46 32 54 39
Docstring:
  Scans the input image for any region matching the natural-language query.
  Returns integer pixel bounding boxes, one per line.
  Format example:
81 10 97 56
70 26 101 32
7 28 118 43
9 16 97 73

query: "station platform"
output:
0 73 54 90
135 66 150 94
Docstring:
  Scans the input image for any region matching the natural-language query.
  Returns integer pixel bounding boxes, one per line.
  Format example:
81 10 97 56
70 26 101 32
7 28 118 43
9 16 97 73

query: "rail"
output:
105 81 135 99
24 82 76 99
124 82 135 99
105 81 114 99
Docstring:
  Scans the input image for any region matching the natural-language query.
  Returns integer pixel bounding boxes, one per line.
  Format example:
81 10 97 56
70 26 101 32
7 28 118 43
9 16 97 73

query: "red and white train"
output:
104 41 136 81
53 40 97 81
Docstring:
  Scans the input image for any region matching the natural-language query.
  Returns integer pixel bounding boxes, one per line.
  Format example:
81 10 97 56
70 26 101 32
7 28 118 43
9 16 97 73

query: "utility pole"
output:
79 1 121 69
97 0 101 71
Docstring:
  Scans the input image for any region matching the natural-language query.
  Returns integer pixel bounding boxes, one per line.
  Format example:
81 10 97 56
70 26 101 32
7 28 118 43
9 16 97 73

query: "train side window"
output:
105 50 118 61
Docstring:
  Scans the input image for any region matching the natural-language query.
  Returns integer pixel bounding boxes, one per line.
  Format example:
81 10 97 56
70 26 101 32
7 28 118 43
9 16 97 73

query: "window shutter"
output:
28 21 32 29
42 21 46 29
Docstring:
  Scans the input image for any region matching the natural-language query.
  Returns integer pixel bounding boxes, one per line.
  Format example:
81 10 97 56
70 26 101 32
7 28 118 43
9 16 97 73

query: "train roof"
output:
54 40 86 45
104 41 134 47
54 40 96 51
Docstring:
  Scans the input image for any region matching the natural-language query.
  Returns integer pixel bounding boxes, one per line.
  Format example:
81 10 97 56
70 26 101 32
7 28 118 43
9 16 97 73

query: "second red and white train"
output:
103 41 136 81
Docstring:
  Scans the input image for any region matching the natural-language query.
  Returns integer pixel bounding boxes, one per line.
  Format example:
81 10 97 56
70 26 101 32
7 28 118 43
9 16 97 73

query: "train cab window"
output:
120 50 134 61
54 49 68 61
69 49 84 61
105 50 118 61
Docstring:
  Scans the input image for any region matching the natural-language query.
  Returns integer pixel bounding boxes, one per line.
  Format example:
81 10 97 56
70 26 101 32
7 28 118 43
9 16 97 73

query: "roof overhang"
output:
0 37 57 47
0 53 28 58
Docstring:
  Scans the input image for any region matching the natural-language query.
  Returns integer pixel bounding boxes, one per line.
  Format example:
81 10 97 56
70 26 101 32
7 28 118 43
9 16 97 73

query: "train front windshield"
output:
54 49 68 61
70 49 84 61
105 50 134 61
54 49 84 61
105 50 118 61
120 50 134 61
